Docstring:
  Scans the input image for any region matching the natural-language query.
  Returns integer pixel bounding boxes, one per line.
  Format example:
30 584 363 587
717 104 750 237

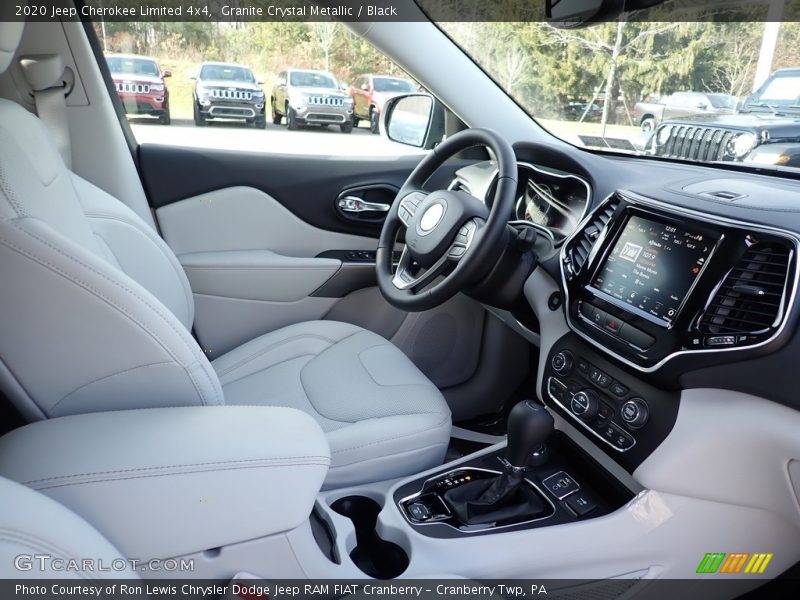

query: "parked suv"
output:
106 54 171 125
192 62 267 128
271 69 354 133
649 68 800 167
350 74 416 133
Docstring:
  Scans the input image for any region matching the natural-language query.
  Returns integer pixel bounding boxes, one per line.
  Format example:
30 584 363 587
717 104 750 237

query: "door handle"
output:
338 196 391 213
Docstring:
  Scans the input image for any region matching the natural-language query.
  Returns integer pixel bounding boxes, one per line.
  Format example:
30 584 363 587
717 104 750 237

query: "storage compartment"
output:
330 495 409 579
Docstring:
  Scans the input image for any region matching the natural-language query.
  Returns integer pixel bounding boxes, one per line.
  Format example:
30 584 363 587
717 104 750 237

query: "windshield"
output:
106 57 159 77
373 78 415 93
290 72 337 89
199 65 255 83
748 75 800 106
440 11 800 171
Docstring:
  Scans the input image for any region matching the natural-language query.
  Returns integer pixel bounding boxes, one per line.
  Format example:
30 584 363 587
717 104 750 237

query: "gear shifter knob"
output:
505 400 554 469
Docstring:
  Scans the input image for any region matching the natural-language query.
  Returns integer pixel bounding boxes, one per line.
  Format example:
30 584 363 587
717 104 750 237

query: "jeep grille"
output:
653 125 736 162
116 82 150 94
308 96 344 107
210 89 253 101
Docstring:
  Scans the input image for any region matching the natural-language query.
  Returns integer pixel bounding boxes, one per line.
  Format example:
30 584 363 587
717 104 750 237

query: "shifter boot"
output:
443 473 547 525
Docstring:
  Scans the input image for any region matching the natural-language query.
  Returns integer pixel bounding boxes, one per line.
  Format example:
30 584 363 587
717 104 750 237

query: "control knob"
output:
551 350 574 376
621 398 649 429
571 389 599 421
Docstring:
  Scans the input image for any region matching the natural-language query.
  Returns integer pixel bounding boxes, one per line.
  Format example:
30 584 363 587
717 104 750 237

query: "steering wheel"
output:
377 128 518 311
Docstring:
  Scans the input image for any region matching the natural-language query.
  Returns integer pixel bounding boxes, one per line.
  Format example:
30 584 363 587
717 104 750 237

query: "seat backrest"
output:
0 98 223 420
0 475 139 579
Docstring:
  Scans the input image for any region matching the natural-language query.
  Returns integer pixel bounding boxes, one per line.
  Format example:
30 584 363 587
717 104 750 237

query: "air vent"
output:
449 177 471 196
696 241 792 335
566 198 619 277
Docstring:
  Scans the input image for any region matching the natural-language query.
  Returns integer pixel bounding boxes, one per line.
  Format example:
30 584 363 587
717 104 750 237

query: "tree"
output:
311 22 338 72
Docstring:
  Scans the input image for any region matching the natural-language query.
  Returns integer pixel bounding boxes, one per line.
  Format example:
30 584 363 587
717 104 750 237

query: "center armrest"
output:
0 406 330 559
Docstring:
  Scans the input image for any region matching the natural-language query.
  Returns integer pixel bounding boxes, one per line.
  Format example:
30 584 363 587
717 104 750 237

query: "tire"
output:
369 108 379 134
287 105 298 130
640 116 656 133
255 116 267 129
193 102 207 127
158 108 171 126
340 121 353 134
271 100 282 125
352 115 360 128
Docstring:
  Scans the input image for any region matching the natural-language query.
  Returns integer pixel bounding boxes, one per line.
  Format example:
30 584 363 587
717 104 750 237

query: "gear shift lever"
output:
443 400 554 526
503 400 555 471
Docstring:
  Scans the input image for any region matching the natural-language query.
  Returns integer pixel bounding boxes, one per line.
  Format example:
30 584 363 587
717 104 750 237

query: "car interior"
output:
1 0 800 596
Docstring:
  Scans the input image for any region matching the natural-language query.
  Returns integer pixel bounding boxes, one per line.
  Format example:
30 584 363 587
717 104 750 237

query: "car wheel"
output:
340 121 353 134
287 106 298 130
159 109 171 126
271 100 282 125
255 116 267 129
640 117 656 133
193 102 207 127
369 108 379 134
353 115 360 128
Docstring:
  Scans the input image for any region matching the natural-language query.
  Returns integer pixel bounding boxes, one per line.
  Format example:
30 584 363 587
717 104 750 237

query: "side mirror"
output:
340 82 349 91
696 102 708 110
383 93 444 149
257 80 265 85
189 74 197 80
276 78 286 87
361 83 369 91
162 70 172 78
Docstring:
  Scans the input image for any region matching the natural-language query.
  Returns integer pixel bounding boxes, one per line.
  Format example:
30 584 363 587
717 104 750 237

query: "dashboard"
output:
452 148 800 472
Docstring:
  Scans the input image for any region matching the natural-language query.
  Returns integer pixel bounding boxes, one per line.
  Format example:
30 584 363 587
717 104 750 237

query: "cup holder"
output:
330 495 409 579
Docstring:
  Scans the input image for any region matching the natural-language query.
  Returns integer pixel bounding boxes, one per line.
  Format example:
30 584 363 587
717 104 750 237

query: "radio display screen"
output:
590 215 716 325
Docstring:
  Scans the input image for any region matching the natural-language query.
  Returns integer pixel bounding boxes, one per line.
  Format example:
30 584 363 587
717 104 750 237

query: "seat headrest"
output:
0 2 26 74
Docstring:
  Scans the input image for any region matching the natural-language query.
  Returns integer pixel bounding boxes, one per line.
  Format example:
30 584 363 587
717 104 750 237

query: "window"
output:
94 22 424 157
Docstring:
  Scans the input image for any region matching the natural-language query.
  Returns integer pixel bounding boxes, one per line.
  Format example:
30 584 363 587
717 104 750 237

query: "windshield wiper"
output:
744 102 781 115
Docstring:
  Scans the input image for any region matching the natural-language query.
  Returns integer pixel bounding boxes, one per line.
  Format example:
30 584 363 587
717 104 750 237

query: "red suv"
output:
106 54 171 125
350 74 416 133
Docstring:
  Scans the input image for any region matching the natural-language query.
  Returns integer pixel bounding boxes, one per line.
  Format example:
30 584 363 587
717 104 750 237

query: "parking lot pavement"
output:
129 118 425 157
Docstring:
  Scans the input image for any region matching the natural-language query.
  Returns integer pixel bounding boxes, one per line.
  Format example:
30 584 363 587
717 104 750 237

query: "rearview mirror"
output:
546 0 665 28
383 94 444 149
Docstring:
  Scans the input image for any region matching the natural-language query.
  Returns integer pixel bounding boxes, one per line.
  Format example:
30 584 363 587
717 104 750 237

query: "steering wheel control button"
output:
542 471 580 500
566 491 597 517
620 398 649 429
571 389 599 421
551 350 574 375
589 367 612 388
448 245 466 258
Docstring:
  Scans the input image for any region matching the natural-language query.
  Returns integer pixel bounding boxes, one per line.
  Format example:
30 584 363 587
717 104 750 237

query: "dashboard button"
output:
542 471 580 500
551 350 574 375
571 389 599 420
621 398 649 429
566 491 597 517
619 323 655 349
608 423 635 449
609 382 629 397
579 302 596 320
705 335 736 347
589 367 612 388
595 402 613 426
603 314 623 334
576 357 590 374
547 377 568 402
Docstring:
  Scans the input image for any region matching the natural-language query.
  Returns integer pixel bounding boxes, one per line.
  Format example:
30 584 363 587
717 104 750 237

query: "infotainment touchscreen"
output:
590 215 716 325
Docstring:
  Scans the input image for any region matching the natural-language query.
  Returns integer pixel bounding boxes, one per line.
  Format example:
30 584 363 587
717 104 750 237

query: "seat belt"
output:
19 54 72 169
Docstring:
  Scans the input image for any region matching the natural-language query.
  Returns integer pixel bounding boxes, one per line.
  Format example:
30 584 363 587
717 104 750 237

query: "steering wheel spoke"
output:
398 191 428 227
391 246 451 292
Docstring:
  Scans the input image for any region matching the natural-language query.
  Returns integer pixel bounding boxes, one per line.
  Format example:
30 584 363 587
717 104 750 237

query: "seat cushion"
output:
213 321 451 488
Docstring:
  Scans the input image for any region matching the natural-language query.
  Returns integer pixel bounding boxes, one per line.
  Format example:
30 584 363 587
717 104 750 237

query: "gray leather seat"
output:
0 20 450 487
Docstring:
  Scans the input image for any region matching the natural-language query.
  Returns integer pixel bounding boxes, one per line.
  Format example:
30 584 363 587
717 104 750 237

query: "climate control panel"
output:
542 336 679 470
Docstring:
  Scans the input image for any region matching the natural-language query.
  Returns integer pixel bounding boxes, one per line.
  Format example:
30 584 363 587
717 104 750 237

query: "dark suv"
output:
106 54 171 125
649 68 800 167
192 62 267 128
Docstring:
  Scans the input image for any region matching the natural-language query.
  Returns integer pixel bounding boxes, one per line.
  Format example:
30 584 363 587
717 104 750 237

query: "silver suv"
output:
271 69 354 133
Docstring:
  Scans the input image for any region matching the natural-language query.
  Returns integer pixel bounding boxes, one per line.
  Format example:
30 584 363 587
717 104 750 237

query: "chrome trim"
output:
208 106 256 118
398 466 556 533
338 196 390 213
546 377 636 453
558 190 800 373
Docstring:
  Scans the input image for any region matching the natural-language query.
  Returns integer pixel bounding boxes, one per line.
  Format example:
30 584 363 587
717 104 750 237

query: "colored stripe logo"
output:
697 553 773 574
